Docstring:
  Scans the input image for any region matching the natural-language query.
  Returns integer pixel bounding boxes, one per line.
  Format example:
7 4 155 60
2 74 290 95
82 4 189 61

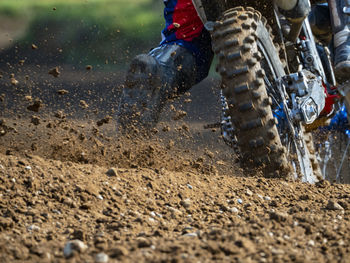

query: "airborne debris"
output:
172 110 187 120
48 67 60 77
162 125 170 132
31 116 41 126
57 89 69 95
25 95 32 101
97 116 112 126
0 119 8 136
27 99 43 112
182 124 189 132
10 77 19 86
79 100 89 109
31 44 38 49
167 140 175 149
54 110 66 119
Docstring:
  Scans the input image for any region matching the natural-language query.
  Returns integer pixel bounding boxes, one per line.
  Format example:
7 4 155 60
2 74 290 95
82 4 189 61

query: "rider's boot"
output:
329 0 350 82
117 44 197 133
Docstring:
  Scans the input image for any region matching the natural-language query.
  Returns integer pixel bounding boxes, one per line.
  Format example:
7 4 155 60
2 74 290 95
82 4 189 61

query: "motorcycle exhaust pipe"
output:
275 0 311 42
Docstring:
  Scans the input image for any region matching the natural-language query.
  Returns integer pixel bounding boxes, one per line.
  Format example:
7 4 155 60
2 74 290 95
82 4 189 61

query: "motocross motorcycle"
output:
191 0 340 183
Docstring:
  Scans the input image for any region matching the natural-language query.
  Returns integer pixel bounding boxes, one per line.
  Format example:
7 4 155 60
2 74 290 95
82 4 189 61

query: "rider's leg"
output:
328 0 350 82
118 0 213 132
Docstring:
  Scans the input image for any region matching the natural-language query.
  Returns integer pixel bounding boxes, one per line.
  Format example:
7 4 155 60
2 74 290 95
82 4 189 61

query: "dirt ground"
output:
1 68 350 263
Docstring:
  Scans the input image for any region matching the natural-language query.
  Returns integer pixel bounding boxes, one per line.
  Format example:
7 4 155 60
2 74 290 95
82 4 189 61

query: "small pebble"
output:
183 232 198 237
137 237 152 248
110 246 129 257
148 217 156 224
150 211 156 218
27 225 40 232
308 240 315 246
106 168 118 177
186 184 193 190
326 200 344 210
95 252 109 263
168 206 183 216
271 248 285 255
264 196 271 201
269 211 289 222
180 199 192 208
237 199 243 204
228 207 239 213
63 240 87 258
155 212 162 218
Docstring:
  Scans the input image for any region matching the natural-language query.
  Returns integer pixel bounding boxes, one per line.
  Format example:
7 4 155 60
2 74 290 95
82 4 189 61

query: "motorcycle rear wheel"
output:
212 7 318 180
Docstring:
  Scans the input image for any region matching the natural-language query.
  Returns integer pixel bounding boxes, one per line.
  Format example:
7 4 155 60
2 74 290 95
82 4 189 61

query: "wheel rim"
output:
257 40 317 183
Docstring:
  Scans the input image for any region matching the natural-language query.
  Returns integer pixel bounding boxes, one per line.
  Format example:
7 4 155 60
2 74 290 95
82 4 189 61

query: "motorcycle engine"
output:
284 70 326 124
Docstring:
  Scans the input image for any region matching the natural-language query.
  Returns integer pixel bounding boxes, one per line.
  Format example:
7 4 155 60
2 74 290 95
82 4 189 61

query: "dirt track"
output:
1 70 350 262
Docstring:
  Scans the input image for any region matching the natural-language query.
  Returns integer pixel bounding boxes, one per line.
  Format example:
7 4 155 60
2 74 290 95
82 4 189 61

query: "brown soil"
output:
1 70 350 262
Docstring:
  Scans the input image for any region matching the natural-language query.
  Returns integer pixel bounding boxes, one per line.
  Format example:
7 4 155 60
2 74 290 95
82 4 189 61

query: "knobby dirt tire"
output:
211 7 290 177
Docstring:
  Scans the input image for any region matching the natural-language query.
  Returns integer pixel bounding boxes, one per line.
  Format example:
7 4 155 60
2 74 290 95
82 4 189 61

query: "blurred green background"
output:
0 0 164 71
